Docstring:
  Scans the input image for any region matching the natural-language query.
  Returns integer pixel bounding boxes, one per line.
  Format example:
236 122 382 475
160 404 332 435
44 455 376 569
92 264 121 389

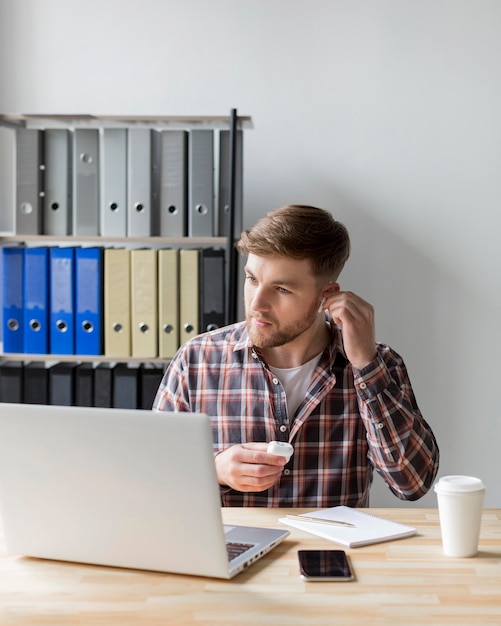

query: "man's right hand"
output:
214 442 287 492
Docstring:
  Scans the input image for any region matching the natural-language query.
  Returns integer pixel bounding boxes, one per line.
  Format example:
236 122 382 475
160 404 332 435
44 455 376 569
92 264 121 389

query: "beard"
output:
246 300 320 349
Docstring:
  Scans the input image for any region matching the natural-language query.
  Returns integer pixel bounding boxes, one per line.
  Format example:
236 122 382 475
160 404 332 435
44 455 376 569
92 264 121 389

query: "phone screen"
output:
298 549 354 581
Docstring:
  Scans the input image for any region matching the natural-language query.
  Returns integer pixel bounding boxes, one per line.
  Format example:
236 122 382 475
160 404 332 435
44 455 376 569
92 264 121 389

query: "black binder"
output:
23 361 49 404
94 362 114 408
113 363 139 409
139 363 164 410
199 248 225 333
0 361 24 403
75 362 94 407
49 362 77 406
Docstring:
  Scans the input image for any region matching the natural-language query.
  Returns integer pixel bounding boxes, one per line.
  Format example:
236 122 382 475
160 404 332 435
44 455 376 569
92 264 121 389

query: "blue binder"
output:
49 247 75 355
1 247 24 353
75 247 103 355
23 247 49 354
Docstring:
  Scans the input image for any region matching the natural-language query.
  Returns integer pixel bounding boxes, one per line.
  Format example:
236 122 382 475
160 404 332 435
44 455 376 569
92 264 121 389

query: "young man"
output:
153 205 439 507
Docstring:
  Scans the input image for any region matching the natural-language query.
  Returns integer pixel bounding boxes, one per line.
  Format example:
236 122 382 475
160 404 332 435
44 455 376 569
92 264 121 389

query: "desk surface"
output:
1 508 500 626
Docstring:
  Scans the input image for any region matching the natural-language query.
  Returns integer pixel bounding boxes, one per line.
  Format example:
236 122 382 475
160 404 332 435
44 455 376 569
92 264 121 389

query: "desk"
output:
0 508 500 625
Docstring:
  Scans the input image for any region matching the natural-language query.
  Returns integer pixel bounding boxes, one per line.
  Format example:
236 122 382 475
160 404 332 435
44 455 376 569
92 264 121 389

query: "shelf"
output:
0 113 253 131
0 234 227 246
0 353 168 365
0 108 245 371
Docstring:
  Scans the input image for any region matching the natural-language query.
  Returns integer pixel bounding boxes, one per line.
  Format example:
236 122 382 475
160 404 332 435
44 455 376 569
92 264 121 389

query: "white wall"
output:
1 0 500 506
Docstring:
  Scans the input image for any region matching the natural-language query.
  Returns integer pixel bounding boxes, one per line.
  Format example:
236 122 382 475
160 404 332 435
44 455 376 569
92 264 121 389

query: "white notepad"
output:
279 506 417 548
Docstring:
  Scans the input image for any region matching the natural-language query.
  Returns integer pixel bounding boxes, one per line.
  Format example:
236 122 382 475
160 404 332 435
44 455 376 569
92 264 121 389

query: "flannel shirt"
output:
153 321 439 508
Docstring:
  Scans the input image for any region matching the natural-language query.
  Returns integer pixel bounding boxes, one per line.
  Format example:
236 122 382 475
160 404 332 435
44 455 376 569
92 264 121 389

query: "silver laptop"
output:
0 403 289 578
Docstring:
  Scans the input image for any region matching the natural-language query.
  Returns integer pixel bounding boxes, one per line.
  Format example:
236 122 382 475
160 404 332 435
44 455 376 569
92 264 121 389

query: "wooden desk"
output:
0 508 500 625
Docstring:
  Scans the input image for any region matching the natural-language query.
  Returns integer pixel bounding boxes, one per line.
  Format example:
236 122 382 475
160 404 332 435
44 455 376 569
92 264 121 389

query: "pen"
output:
285 514 356 528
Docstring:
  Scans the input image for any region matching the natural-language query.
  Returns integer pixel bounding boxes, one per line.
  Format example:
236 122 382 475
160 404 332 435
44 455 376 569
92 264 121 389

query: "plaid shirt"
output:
153 321 439 508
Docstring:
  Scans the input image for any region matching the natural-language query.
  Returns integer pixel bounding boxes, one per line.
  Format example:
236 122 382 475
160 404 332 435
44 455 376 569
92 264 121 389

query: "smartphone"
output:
298 549 354 582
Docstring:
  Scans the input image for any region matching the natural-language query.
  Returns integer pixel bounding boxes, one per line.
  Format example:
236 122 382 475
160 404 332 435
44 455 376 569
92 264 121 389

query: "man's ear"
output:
318 283 340 313
322 282 340 299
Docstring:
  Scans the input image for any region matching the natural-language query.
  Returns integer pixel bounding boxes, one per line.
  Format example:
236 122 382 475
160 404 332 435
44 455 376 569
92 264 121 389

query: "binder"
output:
49 247 75 355
75 362 94 407
127 129 152 236
23 361 50 404
139 363 164 410
94 362 114 408
101 128 127 237
188 130 214 236
158 248 179 359
75 247 103 356
48 362 77 406
72 129 99 236
199 248 225 333
1 247 24 353
44 129 72 235
0 361 23 403
218 129 243 237
0 126 15 233
113 362 138 409
179 248 199 344
15 128 43 235
130 249 158 357
23 246 49 354
104 248 131 357
157 130 188 236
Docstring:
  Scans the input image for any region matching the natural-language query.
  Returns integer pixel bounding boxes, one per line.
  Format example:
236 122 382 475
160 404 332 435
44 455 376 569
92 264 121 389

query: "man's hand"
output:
215 442 287 492
323 290 377 370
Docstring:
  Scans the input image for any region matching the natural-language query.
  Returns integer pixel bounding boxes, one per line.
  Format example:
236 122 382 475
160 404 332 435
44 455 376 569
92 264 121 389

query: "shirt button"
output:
283 469 291 476
376 422 384 430
279 425 287 433
359 382 367 390
272 377 279 385
251 351 258 359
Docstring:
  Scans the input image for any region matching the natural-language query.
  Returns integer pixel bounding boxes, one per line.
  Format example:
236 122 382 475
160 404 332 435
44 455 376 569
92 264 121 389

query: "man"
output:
154 205 439 507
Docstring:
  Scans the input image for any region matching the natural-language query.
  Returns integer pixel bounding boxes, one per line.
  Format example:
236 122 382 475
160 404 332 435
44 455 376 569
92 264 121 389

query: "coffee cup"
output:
434 475 485 557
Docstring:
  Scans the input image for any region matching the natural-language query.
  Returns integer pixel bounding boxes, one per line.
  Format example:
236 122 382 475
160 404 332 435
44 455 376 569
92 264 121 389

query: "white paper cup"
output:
434 475 486 557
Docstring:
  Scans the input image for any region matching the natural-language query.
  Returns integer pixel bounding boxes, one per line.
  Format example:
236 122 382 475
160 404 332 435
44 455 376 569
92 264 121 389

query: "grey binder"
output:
188 130 214 237
156 130 188 237
101 129 127 237
15 128 43 235
218 130 243 238
44 129 72 235
127 129 152 237
72 129 99 236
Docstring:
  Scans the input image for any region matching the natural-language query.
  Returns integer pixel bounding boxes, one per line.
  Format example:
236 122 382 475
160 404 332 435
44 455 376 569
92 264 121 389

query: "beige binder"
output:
179 248 199 345
104 248 131 357
158 249 180 359
131 249 158 357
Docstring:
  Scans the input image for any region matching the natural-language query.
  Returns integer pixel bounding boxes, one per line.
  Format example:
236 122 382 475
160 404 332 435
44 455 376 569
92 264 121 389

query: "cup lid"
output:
434 475 485 494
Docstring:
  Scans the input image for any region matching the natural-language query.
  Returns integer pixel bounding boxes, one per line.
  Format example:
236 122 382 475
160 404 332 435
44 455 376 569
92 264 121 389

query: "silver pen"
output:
285 514 356 528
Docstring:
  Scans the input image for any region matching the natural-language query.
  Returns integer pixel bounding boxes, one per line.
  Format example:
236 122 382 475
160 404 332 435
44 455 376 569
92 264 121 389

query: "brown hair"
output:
237 205 350 280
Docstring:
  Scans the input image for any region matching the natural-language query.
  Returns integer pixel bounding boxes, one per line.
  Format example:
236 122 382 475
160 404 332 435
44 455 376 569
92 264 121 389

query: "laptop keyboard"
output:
226 541 255 562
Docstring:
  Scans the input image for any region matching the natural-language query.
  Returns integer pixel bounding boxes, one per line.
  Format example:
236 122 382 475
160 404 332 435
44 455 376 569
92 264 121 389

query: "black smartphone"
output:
298 549 354 582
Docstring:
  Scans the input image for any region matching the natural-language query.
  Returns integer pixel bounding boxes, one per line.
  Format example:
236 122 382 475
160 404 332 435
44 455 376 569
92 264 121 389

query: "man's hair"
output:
237 205 350 280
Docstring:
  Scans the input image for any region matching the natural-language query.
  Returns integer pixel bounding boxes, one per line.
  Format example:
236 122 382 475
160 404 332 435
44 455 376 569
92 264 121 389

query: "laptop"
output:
0 403 289 579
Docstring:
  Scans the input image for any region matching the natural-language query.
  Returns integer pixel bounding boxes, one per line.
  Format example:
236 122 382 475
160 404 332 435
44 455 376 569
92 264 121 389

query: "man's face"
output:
244 253 323 349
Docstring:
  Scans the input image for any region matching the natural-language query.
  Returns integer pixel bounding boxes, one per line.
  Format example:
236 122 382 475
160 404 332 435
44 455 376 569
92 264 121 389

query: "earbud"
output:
318 297 326 313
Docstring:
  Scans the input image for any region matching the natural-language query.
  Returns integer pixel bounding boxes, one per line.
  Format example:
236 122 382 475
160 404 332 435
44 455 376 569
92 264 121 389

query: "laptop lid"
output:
0 403 288 579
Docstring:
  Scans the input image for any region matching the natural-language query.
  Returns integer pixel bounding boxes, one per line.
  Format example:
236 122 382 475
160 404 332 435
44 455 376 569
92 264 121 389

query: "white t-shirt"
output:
268 352 323 418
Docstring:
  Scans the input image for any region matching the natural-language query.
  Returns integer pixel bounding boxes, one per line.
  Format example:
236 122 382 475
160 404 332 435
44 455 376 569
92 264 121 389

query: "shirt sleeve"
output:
152 350 191 413
352 345 440 501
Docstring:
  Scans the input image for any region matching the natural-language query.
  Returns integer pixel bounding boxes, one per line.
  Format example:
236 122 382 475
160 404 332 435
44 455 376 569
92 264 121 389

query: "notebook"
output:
279 506 416 548
0 403 289 579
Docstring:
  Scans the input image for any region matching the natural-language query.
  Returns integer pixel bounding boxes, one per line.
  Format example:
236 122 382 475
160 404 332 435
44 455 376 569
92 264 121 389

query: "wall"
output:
1 0 500 506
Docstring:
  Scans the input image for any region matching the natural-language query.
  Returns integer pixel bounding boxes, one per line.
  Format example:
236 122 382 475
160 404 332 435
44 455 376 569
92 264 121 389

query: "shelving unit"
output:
0 109 251 368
